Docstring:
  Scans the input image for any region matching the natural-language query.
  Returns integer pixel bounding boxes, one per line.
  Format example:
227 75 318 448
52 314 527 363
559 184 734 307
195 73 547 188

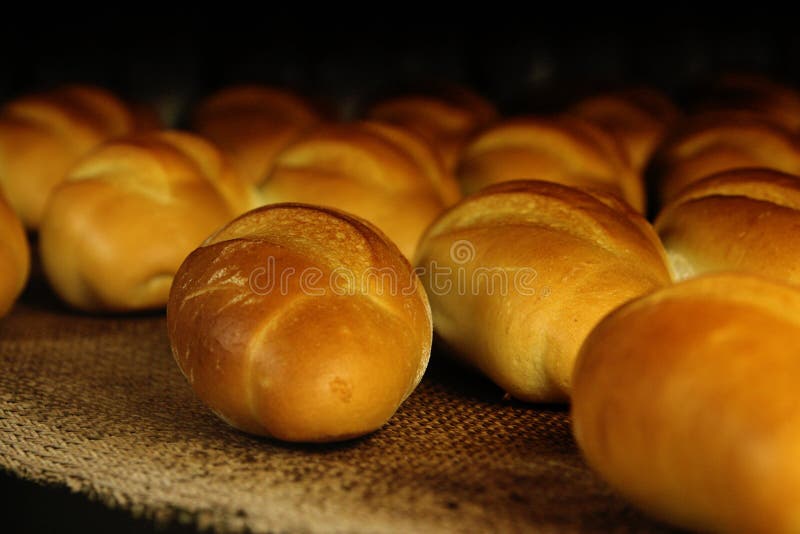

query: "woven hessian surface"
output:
0 282 676 533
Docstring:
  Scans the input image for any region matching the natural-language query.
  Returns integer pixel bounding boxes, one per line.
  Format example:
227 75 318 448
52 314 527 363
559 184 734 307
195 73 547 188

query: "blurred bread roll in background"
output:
413 180 671 402
0 85 141 228
656 168 800 283
650 111 800 204
572 273 800 533
167 204 432 442
260 121 460 259
0 193 29 317
568 87 680 172
456 116 645 212
193 85 322 185
367 85 497 171
39 130 257 312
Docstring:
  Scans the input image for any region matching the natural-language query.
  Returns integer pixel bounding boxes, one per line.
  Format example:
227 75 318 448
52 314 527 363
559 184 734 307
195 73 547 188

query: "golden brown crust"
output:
261 120 460 259
367 86 497 172
650 111 800 204
0 193 29 316
414 180 670 401
0 85 138 228
456 116 645 212
572 273 800 533
167 203 432 442
655 168 800 284
193 85 322 185
39 130 257 312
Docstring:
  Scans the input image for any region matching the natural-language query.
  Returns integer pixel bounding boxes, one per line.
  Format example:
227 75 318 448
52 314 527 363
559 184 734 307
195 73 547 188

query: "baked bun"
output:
39 130 257 312
413 180 671 402
193 85 322 185
167 203 432 442
260 121 460 259
0 192 29 316
568 87 680 172
367 86 497 171
456 116 645 212
572 273 800 533
0 85 139 228
650 111 800 204
656 168 800 283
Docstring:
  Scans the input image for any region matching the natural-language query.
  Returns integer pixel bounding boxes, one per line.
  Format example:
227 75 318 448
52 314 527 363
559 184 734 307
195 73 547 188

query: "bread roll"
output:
572 273 800 533
413 180 671 402
193 85 322 185
0 85 139 228
260 121 460 259
367 86 497 171
167 203 432 442
650 111 800 204
568 87 679 172
456 116 645 212
656 168 800 283
39 130 257 312
0 192 29 316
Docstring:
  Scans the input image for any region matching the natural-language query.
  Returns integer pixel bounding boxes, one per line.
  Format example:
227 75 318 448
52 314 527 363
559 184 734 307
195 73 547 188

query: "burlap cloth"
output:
0 281 675 533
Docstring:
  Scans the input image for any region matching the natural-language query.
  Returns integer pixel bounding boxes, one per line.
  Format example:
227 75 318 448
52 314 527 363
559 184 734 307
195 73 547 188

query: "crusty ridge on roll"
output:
260 120 460 259
39 130 257 312
167 203 432 442
414 180 670 402
572 273 800 533
656 168 800 283
456 116 644 212
0 192 29 317
0 85 138 228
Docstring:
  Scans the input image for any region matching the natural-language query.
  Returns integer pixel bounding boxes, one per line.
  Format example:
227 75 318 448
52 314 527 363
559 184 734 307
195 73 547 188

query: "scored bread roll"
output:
413 180 671 402
260 121 460 259
167 203 432 442
650 111 800 204
572 273 800 533
0 85 140 228
39 130 257 312
568 87 680 172
656 168 800 283
456 116 645 212
0 192 29 317
367 85 497 171
193 85 322 185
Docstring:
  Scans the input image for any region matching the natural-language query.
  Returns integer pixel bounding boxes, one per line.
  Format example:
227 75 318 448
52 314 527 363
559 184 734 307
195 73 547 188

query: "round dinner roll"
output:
167 204 432 442
193 85 322 185
456 116 645 212
367 85 497 171
39 130 257 312
0 193 29 317
656 168 800 283
568 87 680 172
650 111 800 204
413 180 671 402
0 85 139 228
572 273 800 533
260 121 460 259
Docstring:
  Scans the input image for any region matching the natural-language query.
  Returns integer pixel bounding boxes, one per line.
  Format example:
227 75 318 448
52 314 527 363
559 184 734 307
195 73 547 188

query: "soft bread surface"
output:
650 111 800 204
569 87 679 171
0 193 29 316
0 85 138 228
39 130 256 312
193 85 322 185
414 180 670 401
167 203 432 442
261 121 460 258
656 168 800 283
456 116 644 212
572 273 800 533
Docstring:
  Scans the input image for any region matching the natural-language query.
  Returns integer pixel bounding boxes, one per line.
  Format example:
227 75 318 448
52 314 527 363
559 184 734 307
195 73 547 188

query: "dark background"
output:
1 10 797 533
